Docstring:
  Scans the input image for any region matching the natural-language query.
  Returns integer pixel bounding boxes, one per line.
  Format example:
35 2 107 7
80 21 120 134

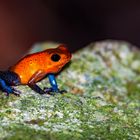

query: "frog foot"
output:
43 87 67 95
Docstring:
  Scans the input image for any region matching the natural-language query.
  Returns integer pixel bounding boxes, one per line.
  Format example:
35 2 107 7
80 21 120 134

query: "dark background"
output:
0 0 140 69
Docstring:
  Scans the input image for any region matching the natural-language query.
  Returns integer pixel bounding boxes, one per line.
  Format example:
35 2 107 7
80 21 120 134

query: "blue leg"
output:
0 71 20 86
0 78 20 96
44 74 66 94
48 74 58 91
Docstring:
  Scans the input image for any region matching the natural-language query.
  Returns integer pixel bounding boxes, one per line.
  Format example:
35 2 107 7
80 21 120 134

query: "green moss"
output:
0 40 140 139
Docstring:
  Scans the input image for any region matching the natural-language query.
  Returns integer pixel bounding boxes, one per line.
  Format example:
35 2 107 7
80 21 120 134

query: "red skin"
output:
10 45 71 85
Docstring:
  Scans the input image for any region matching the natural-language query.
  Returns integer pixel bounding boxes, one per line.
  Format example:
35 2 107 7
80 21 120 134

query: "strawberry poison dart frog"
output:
0 45 71 96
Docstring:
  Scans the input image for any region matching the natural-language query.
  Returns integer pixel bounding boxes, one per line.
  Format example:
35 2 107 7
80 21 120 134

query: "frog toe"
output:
44 87 67 94
12 88 21 96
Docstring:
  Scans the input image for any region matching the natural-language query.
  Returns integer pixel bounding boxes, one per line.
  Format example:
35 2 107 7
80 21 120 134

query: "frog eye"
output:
51 54 61 62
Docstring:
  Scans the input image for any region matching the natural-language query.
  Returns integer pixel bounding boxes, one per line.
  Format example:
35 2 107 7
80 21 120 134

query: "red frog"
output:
0 45 71 96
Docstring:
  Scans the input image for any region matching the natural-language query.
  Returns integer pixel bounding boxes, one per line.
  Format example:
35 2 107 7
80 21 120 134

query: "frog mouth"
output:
58 61 67 68
58 63 65 69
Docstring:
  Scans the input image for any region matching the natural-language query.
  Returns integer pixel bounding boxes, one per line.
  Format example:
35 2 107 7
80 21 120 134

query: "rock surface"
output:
0 40 140 140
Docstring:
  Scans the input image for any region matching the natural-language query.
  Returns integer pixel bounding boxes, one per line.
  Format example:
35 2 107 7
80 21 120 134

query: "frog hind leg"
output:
0 78 21 96
0 71 21 86
0 71 21 96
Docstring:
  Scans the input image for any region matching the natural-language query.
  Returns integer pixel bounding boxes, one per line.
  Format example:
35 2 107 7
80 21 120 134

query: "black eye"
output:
51 54 61 62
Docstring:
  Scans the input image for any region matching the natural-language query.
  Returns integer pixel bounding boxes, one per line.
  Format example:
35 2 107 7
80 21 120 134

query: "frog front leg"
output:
28 70 48 95
44 74 66 94
28 70 66 95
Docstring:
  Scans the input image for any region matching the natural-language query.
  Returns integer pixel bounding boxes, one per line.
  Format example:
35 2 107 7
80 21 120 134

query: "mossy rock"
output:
0 40 140 140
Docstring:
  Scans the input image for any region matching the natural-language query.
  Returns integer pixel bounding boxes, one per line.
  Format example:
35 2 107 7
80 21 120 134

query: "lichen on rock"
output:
0 40 140 140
